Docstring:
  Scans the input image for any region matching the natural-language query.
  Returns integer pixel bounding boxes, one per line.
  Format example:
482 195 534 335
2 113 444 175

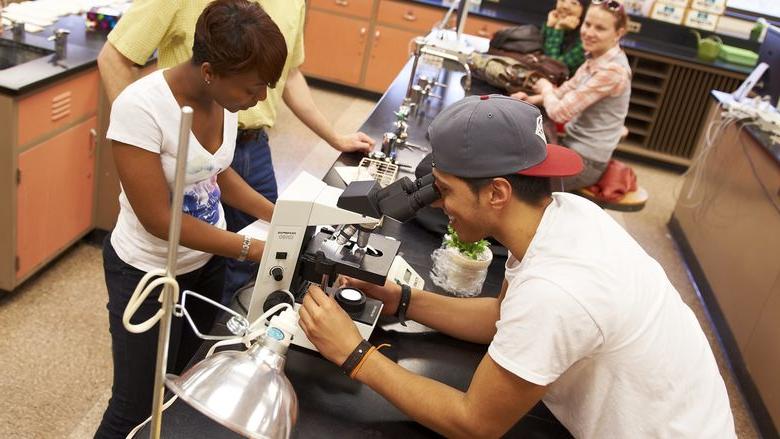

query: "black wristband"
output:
395 283 412 327
340 340 372 376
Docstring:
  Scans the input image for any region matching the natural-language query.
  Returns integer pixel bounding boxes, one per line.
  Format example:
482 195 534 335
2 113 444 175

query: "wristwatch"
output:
394 283 412 327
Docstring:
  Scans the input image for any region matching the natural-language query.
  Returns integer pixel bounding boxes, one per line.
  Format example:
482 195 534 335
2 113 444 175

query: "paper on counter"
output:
334 166 374 185
239 219 270 241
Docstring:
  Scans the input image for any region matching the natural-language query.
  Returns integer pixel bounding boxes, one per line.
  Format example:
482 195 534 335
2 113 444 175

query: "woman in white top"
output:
95 1 288 437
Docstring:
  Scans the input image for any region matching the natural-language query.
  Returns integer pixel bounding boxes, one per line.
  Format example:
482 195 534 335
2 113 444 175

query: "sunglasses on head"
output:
591 0 624 12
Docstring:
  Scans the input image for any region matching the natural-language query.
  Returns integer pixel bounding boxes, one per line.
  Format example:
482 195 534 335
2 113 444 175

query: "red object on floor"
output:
585 159 638 202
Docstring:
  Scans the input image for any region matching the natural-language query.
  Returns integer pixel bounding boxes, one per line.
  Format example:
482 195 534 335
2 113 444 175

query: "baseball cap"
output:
428 95 583 178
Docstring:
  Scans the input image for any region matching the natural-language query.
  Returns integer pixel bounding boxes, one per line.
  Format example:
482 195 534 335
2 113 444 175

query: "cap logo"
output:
535 115 547 143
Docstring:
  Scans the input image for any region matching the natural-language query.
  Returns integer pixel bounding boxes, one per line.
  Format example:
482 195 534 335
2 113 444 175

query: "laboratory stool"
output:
575 186 649 212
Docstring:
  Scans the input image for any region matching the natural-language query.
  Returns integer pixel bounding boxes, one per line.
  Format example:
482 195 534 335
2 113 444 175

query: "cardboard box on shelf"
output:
651 2 686 25
690 0 726 14
658 0 690 8
684 8 720 31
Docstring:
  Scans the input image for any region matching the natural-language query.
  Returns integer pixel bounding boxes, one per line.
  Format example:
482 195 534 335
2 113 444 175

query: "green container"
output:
692 31 721 62
718 45 759 66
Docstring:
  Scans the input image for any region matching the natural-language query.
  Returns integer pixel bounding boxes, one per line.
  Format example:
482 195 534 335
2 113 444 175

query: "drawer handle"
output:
360 27 366 36
335 0 348 6
89 128 97 157
375 30 380 40
478 27 489 37
403 11 417 22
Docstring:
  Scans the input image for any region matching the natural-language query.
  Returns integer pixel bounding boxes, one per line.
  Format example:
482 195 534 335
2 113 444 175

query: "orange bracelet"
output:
349 343 391 379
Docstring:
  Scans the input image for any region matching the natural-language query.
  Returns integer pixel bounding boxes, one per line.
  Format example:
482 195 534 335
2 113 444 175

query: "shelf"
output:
625 121 650 136
629 95 658 108
631 79 664 93
627 109 654 122
634 67 669 79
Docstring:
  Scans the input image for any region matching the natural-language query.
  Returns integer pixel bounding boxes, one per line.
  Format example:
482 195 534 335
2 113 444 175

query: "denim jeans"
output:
95 236 225 439
221 128 275 305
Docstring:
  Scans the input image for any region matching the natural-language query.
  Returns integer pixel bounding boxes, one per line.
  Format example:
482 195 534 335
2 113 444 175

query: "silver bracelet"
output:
237 235 252 262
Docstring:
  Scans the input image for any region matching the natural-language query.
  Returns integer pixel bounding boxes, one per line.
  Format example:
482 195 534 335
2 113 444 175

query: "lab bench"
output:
669 91 780 439
134 57 571 438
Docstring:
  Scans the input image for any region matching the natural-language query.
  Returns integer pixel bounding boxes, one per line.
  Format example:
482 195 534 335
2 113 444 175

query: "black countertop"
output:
0 14 113 96
711 90 780 165
135 61 572 438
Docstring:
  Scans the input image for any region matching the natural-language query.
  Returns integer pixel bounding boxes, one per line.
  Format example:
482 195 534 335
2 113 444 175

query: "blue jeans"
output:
95 236 225 439
221 129 277 305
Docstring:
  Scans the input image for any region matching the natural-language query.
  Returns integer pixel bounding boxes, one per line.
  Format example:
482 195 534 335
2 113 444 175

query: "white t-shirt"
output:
106 70 238 274
488 193 735 438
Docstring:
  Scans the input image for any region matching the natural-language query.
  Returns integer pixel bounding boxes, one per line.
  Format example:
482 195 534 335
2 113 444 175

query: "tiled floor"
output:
0 85 761 438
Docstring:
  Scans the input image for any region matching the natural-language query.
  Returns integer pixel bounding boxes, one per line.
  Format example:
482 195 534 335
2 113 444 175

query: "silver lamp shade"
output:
165 337 298 439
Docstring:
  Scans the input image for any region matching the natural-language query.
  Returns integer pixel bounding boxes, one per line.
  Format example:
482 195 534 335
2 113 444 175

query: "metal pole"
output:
455 0 469 40
149 106 194 438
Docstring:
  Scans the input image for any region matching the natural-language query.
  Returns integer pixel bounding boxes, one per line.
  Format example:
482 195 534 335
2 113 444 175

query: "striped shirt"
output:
542 23 586 75
107 0 305 130
541 45 631 125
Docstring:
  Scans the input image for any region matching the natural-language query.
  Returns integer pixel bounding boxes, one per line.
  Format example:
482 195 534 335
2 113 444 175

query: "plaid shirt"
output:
542 23 586 75
542 45 631 124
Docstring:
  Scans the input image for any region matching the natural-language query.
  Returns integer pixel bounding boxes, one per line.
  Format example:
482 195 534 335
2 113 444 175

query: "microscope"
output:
244 172 439 352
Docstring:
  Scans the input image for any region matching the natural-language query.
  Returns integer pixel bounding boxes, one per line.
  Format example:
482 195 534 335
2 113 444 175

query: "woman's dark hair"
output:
463 174 552 206
562 0 590 55
192 0 287 87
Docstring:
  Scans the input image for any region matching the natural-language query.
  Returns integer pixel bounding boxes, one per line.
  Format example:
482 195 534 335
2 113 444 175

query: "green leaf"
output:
444 225 490 260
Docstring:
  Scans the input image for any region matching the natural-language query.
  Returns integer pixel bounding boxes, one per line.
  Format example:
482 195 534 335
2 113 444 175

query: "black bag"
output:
489 25 543 54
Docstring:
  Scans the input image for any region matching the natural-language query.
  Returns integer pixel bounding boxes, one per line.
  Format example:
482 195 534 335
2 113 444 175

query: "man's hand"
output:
332 132 375 153
532 78 554 95
546 10 560 28
557 14 581 30
298 286 364 365
339 276 402 316
511 90 529 101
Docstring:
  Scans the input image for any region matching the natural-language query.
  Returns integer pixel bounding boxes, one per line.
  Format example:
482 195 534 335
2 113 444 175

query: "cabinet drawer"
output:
377 0 445 33
464 16 511 39
17 69 99 147
309 0 374 19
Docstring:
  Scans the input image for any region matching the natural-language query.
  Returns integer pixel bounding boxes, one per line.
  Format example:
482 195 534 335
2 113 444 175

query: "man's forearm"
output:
282 68 339 146
217 169 274 222
407 289 499 344
97 42 142 102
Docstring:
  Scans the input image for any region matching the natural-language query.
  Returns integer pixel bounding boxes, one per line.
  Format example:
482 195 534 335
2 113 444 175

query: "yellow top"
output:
107 0 305 129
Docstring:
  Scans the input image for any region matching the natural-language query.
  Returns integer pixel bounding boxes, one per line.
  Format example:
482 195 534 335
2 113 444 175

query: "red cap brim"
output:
517 144 584 177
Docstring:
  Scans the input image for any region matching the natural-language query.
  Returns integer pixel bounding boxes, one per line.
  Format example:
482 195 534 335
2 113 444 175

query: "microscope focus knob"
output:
335 287 366 314
270 266 284 282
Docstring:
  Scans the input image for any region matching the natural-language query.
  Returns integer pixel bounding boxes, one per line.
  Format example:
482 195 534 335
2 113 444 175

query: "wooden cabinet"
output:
302 0 511 93
364 25 418 92
0 68 99 291
302 8 370 86
672 100 780 434
16 117 97 280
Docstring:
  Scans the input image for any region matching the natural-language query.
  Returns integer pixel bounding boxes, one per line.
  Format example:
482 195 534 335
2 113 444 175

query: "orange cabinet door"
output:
309 0 374 19
464 17 512 40
364 25 418 93
301 9 369 85
16 116 97 280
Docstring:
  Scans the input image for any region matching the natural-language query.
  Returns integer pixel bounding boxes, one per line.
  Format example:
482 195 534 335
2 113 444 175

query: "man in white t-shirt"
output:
298 95 736 438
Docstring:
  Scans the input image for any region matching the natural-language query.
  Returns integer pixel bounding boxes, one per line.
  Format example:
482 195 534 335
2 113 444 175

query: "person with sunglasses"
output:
513 0 631 191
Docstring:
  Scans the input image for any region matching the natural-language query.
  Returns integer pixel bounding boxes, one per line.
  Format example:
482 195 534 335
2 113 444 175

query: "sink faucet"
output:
48 28 70 59
10 19 24 41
